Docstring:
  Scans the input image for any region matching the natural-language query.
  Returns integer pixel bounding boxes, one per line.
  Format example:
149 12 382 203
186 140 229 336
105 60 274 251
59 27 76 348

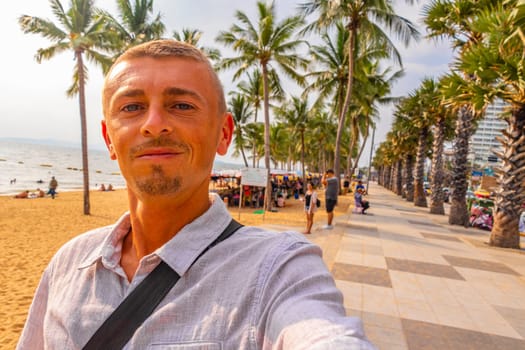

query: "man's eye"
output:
122 104 142 112
174 103 193 110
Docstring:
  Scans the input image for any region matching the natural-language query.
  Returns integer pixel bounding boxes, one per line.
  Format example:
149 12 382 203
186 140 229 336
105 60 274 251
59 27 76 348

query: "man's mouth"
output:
135 148 183 159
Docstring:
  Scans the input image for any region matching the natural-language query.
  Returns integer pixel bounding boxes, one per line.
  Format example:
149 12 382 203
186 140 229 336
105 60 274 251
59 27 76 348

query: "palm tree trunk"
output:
395 159 403 196
449 105 472 226
301 130 306 180
383 166 389 188
76 50 90 215
334 25 356 188
405 154 415 202
489 106 525 249
414 127 428 207
262 63 272 211
346 152 352 178
430 117 446 215
388 162 397 192
252 108 258 168
239 142 249 167
349 130 369 180
401 159 407 199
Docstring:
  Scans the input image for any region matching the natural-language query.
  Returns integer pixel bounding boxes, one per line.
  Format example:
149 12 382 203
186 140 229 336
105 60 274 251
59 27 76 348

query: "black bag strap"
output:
83 219 243 350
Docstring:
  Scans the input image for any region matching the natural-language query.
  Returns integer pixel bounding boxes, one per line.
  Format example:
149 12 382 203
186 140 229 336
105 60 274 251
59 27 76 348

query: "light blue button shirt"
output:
17 194 375 349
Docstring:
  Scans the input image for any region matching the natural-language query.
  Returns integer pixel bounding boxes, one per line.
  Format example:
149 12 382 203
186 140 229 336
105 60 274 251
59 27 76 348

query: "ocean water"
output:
0 139 242 196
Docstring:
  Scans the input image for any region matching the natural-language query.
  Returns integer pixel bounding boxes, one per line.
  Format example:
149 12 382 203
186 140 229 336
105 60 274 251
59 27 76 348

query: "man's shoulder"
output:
227 226 317 258
235 226 310 246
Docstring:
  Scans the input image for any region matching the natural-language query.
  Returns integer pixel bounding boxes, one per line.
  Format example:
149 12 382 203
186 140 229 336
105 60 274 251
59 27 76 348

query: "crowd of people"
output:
215 169 370 235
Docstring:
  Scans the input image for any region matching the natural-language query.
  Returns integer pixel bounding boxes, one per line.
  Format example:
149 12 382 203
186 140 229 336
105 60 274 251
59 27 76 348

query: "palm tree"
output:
395 92 434 207
300 0 419 185
308 109 338 172
216 1 308 211
237 69 284 167
228 94 253 167
423 0 500 226
98 0 165 54
19 0 114 215
417 78 456 215
347 60 403 178
269 123 291 168
304 22 349 115
244 122 265 169
275 96 310 179
173 28 221 61
391 110 419 201
445 1 524 248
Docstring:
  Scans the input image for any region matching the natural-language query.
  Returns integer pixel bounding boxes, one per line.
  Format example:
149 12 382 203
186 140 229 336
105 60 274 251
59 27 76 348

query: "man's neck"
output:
121 189 212 280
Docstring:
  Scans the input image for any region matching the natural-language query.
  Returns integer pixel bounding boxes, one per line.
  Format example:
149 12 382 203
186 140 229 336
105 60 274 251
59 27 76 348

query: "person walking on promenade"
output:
303 182 319 234
17 40 374 350
47 176 58 199
322 169 339 229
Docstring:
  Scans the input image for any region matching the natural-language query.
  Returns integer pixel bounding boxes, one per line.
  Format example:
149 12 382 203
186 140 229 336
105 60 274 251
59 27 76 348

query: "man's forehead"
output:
104 57 205 89
106 59 133 82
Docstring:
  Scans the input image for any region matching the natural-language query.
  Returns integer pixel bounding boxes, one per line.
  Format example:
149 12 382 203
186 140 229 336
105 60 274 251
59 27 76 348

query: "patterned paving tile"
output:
463 238 525 255
420 232 463 242
396 208 418 213
447 227 487 236
332 262 392 288
346 224 380 238
385 257 465 280
494 305 525 338
374 203 394 208
345 243 384 256
402 319 525 350
443 255 520 276
407 219 441 228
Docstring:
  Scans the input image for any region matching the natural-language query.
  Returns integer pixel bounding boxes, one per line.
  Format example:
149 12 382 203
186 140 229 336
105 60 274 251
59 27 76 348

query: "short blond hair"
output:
103 39 226 115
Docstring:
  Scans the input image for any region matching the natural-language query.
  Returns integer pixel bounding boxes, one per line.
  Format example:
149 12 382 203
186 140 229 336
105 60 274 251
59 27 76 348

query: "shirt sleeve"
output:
255 235 376 349
16 267 50 350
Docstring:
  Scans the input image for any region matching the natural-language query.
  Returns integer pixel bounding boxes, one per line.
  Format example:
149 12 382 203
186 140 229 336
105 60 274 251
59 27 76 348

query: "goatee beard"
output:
136 165 181 195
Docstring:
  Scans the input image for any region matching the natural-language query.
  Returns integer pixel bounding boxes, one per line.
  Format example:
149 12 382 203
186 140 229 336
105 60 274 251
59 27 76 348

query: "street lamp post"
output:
366 127 376 194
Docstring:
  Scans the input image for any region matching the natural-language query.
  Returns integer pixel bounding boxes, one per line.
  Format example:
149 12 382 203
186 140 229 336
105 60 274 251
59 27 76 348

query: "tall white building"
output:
470 99 507 165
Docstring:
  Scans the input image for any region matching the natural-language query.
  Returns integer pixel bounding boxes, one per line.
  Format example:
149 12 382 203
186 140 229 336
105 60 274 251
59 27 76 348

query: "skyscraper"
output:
470 99 506 166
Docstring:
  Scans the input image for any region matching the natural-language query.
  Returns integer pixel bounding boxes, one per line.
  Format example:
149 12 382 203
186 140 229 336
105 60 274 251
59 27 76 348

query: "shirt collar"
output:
158 193 232 275
78 193 232 276
78 212 131 269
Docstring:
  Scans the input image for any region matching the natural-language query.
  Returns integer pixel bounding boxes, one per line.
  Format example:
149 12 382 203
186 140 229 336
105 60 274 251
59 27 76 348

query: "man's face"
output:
102 56 233 200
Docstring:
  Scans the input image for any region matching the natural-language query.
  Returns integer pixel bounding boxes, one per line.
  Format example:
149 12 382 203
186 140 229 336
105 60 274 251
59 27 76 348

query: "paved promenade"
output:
264 182 525 349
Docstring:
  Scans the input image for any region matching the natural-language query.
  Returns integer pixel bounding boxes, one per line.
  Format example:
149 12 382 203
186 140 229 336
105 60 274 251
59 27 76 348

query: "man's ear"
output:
101 120 117 160
217 112 234 156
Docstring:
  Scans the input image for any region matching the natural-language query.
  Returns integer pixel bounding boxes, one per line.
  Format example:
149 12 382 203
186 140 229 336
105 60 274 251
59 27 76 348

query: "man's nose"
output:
140 105 173 137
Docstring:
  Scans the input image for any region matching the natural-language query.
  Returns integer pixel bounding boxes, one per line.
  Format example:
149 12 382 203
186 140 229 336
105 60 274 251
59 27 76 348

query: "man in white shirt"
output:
17 40 375 350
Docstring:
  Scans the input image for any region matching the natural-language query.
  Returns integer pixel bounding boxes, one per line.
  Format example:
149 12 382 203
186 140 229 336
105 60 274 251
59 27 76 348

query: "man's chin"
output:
134 176 182 196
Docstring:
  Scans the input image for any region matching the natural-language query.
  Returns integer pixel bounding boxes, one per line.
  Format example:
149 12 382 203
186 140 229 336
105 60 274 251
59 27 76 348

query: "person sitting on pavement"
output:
355 180 365 193
354 188 370 214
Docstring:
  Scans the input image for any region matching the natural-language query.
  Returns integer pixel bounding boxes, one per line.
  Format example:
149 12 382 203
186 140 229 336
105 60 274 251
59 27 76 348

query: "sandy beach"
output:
0 187 351 349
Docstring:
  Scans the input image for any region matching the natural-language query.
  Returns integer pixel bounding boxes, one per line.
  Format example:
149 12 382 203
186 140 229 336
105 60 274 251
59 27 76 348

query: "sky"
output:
1 0 454 166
